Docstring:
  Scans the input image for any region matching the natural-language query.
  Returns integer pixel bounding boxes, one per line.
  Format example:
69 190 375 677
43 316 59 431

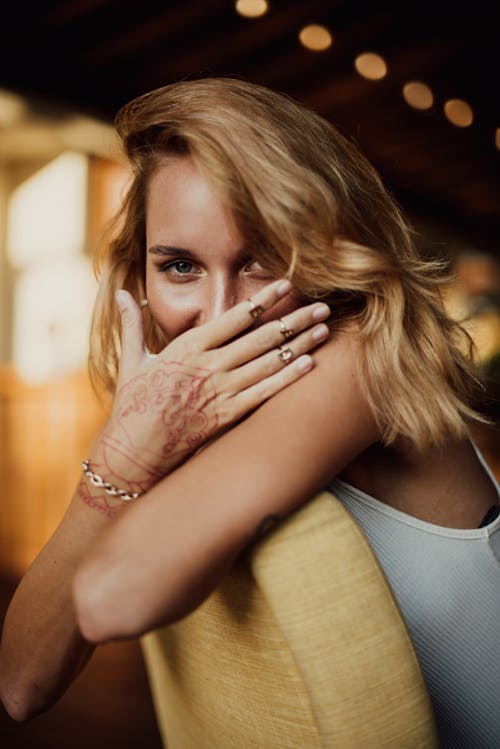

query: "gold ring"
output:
277 346 293 365
248 299 264 320
279 318 294 340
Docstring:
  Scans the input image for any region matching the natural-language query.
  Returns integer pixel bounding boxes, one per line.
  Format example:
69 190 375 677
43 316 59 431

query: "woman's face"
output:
145 156 299 340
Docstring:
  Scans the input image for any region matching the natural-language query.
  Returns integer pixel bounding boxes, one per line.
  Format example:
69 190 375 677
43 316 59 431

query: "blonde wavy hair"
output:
90 76 486 450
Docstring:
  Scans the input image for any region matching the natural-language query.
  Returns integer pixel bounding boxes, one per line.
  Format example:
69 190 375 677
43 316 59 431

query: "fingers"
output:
229 349 316 418
230 321 330 394
115 290 146 378
192 279 293 350
221 301 331 369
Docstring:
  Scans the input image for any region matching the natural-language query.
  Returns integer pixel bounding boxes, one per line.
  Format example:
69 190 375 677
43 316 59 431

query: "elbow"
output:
73 540 234 644
1 695 39 723
0 671 47 722
73 557 148 644
73 556 211 644
1 698 31 723
72 585 108 646
72 562 121 644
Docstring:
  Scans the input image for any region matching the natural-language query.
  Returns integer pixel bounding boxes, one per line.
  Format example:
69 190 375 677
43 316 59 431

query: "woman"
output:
1 78 499 746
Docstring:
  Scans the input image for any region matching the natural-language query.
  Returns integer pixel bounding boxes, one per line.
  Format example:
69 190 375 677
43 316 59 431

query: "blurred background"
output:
1 1 499 746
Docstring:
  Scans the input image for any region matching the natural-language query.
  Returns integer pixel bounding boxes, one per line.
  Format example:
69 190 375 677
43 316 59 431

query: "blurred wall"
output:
0 92 129 575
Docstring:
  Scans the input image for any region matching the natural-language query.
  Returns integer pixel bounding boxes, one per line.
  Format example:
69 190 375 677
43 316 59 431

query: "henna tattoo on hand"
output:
79 360 222 515
111 360 219 470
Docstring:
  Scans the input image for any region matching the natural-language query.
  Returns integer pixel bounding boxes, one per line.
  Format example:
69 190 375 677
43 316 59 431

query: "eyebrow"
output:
147 244 197 259
147 243 254 261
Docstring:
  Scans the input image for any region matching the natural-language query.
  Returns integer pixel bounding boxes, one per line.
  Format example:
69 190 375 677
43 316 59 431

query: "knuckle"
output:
287 308 307 331
262 352 279 376
164 337 187 359
258 325 277 349
121 309 137 330
201 350 221 372
218 399 235 426
295 327 312 346
254 380 273 401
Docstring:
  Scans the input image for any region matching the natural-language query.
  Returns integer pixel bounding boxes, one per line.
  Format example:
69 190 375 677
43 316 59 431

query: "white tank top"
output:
328 446 500 749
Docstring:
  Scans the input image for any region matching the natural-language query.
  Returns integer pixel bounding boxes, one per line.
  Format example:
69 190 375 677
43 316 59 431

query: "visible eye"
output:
243 259 274 278
159 260 200 278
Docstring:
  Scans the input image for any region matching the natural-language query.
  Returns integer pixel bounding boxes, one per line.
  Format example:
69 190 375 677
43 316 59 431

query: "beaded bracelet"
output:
81 459 142 502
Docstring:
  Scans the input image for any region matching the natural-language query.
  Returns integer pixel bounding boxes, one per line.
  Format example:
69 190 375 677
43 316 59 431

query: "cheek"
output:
145 273 191 340
149 298 196 340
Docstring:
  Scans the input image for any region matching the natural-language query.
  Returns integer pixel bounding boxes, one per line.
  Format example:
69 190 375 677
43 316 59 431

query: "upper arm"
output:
258 328 376 494
213 327 378 532
74 329 379 640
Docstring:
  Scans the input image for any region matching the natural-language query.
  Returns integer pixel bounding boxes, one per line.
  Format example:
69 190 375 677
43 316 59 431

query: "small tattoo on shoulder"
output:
254 513 281 540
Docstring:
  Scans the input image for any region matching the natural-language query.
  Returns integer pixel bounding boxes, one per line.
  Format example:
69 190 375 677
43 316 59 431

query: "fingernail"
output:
312 323 329 341
296 355 313 372
312 303 331 321
277 280 292 296
115 289 128 312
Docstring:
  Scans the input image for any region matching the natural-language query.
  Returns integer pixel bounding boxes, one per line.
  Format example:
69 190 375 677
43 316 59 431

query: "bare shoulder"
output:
342 435 500 529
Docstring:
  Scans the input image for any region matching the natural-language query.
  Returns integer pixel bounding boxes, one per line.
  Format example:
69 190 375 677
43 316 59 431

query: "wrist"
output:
81 459 142 502
87 433 161 494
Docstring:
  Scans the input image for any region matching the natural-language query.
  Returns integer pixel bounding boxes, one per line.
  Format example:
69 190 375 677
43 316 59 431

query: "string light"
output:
299 24 333 52
235 0 268 19
231 16 497 156
402 81 434 110
354 52 387 80
444 98 474 127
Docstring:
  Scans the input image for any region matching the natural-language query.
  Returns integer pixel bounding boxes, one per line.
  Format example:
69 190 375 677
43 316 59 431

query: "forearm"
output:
0 528 95 721
75 413 349 644
73 453 270 644
73 333 378 644
0 408 210 723
0 435 137 721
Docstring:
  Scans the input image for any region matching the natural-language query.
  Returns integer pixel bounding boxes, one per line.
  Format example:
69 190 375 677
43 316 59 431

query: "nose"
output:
199 275 238 324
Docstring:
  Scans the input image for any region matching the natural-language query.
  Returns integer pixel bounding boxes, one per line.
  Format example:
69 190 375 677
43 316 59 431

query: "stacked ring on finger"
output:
248 298 265 320
277 346 294 365
279 318 294 340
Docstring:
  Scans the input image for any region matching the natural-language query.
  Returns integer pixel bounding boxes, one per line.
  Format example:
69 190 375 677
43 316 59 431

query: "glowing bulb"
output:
354 52 387 80
495 127 499 151
0 88 27 126
235 0 268 18
444 99 473 127
299 24 333 52
402 81 434 110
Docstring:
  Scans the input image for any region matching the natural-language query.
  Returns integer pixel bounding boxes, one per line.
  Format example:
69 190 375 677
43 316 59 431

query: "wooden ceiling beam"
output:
82 0 229 68
121 0 335 89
